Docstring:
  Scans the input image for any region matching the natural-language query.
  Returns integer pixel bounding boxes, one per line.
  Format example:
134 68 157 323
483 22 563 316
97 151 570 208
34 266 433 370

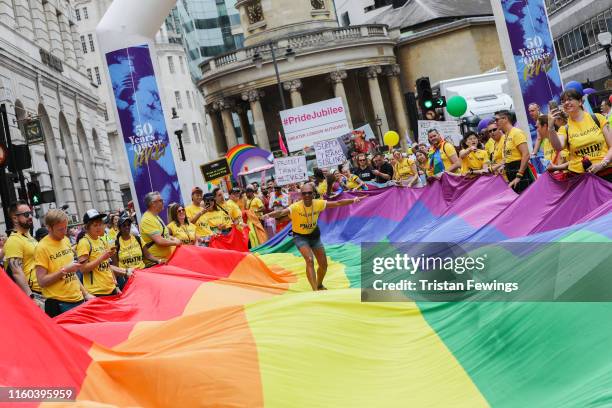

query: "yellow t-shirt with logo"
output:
34 236 83 302
202 209 233 231
223 200 242 222
4 232 40 292
116 235 146 270
77 234 115 296
185 204 213 237
492 136 505 166
485 138 495 156
107 227 119 244
393 158 416 181
461 149 490 175
558 113 610 174
430 142 459 174
246 197 265 216
168 221 196 245
504 127 528 164
140 211 173 261
541 138 569 164
288 199 327 235
346 174 361 190
316 180 327 197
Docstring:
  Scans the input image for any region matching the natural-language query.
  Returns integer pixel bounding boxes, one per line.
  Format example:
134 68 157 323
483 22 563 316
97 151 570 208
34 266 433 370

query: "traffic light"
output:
416 76 434 111
26 181 41 206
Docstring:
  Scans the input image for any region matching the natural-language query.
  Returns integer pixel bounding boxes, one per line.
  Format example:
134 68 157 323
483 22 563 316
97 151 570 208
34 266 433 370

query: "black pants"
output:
44 298 84 318
505 161 534 194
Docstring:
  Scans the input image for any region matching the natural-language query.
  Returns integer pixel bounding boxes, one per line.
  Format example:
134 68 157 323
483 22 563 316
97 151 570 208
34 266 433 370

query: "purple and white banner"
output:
106 44 182 221
501 0 563 143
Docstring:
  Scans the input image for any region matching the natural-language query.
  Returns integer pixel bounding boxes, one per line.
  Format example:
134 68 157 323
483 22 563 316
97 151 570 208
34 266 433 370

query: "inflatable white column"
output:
96 0 182 220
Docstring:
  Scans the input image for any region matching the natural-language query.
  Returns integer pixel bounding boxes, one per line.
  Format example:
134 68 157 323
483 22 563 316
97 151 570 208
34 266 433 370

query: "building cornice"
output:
397 16 495 45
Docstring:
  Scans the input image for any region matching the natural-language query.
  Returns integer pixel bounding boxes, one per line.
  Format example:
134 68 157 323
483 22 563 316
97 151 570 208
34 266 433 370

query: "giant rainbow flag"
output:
2 174 611 407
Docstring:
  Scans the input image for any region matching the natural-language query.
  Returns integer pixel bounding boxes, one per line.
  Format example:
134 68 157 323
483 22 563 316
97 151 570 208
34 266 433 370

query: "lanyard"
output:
303 202 315 226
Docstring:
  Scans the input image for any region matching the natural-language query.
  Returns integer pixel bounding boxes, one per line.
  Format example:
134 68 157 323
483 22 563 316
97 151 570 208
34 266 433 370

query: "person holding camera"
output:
548 89 612 182
459 131 490 177
186 187 213 246
77 209 120 297
35 209 94 317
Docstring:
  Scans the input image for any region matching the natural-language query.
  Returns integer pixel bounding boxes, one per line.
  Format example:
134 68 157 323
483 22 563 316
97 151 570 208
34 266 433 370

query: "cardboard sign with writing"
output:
417 120 462 145
314 138 347 169
200 158 231 182
274 155 308 186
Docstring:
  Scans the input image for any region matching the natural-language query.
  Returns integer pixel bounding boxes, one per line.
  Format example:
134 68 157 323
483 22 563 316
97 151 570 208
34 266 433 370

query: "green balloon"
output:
446 95 468 117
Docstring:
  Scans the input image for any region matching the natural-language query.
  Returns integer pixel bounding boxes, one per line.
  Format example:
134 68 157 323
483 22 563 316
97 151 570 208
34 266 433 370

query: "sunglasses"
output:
16 211 33 217
301 192 313 196
178 209 185 213
358 159 366 162
487 128 498 133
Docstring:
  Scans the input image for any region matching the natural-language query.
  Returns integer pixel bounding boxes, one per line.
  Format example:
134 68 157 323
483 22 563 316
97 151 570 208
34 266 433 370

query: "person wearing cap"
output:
202 189 235 234
76 209 119 297
112 214 161 288
4 200 43 306
185 187 213 245
167 203 196 245
35 209 94 317
244 186 268 247
227 188 245 221
140 191 182 267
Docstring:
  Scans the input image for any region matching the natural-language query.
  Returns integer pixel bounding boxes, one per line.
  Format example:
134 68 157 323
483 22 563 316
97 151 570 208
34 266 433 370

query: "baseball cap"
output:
230 187 241 194
83 209 107 224
118 214 132 226
192 187 203 195
203 192 214 201
246 186 255 192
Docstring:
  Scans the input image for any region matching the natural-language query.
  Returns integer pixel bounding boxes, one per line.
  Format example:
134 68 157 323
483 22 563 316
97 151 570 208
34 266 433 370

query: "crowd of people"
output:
1 90 610 315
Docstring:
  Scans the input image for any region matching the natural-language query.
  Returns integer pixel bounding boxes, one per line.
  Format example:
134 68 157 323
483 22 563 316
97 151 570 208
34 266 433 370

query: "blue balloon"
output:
477 117 494 133
565 81 583 95
583 88 596 95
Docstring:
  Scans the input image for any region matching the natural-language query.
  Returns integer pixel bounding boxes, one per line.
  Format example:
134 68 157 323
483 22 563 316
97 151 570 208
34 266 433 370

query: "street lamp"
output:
252 43 297 112
375 115 383 145
598 31 612 76
171 107 186 162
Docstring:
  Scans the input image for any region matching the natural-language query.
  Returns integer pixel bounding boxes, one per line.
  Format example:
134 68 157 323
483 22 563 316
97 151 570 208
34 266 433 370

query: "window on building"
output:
168 56 175 74
75 8 81 21
179 56 185 74
554 9 612 68
88 33 95 52
182 124 191 144
175 91 182 109
186 91 193 109
80 35 87 54
192 123 200 144
94 67 101 85
197 123 204 144
86 68 92 81
341 12 350 26
83 7 88 19
104 108 109 121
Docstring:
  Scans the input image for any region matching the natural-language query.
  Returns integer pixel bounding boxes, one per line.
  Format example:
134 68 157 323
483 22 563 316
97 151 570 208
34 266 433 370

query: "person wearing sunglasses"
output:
263 183 364 291
487 121 505 175
4 200 43 306
167 203 196 245
140 191 182 267
353 154 375 183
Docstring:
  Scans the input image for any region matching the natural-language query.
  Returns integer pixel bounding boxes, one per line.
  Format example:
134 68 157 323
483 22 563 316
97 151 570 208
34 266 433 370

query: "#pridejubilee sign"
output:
106 44 182 221
280 97 350 153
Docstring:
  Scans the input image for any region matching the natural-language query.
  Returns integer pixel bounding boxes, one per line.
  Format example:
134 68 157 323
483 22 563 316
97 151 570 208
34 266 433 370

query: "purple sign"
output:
106 44 182 221
502 0 563 143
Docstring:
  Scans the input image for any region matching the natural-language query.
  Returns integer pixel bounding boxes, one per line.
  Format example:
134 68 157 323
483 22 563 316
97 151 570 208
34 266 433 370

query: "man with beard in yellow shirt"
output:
4 200 43 307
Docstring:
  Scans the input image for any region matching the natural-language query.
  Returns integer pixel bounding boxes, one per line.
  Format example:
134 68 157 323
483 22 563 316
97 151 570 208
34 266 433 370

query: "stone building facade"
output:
0 0 122 230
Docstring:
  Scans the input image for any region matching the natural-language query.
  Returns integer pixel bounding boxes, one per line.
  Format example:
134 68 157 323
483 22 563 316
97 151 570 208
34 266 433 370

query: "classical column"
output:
70 23 84 68
217 98 238 150
58 13 76 67
206 105 227 156
330 70 353 128
242 90 270 152
43 1 65 60
14 0 34 40
236 104 254 145
283 79 303 108
384 64 409 149
366 66 389 139
0 0 15 26
29 0 50 50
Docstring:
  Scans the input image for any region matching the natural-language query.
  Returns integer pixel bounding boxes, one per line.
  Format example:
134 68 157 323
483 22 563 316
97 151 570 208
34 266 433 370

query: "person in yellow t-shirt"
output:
140 191 182 267
4 200 43 307
533 115 569 174
77 209 118 297
314 168 327 198
459 131 490 177
548 88 612 181
415 150 430 186
340 166 366 191
105 214 120 245
487 122 506 176
495 110 534 193
167 203 196 245
229 188 246 212
244 186 268 247
263 183 364 291
185 187 213 245
111 214 162 289
427 129 460 176
35 209 93 317
202 190 235 234
391 150 418 186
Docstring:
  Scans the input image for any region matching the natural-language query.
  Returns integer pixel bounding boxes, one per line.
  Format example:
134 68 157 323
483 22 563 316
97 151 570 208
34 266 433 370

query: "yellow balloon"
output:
383 131 400 147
